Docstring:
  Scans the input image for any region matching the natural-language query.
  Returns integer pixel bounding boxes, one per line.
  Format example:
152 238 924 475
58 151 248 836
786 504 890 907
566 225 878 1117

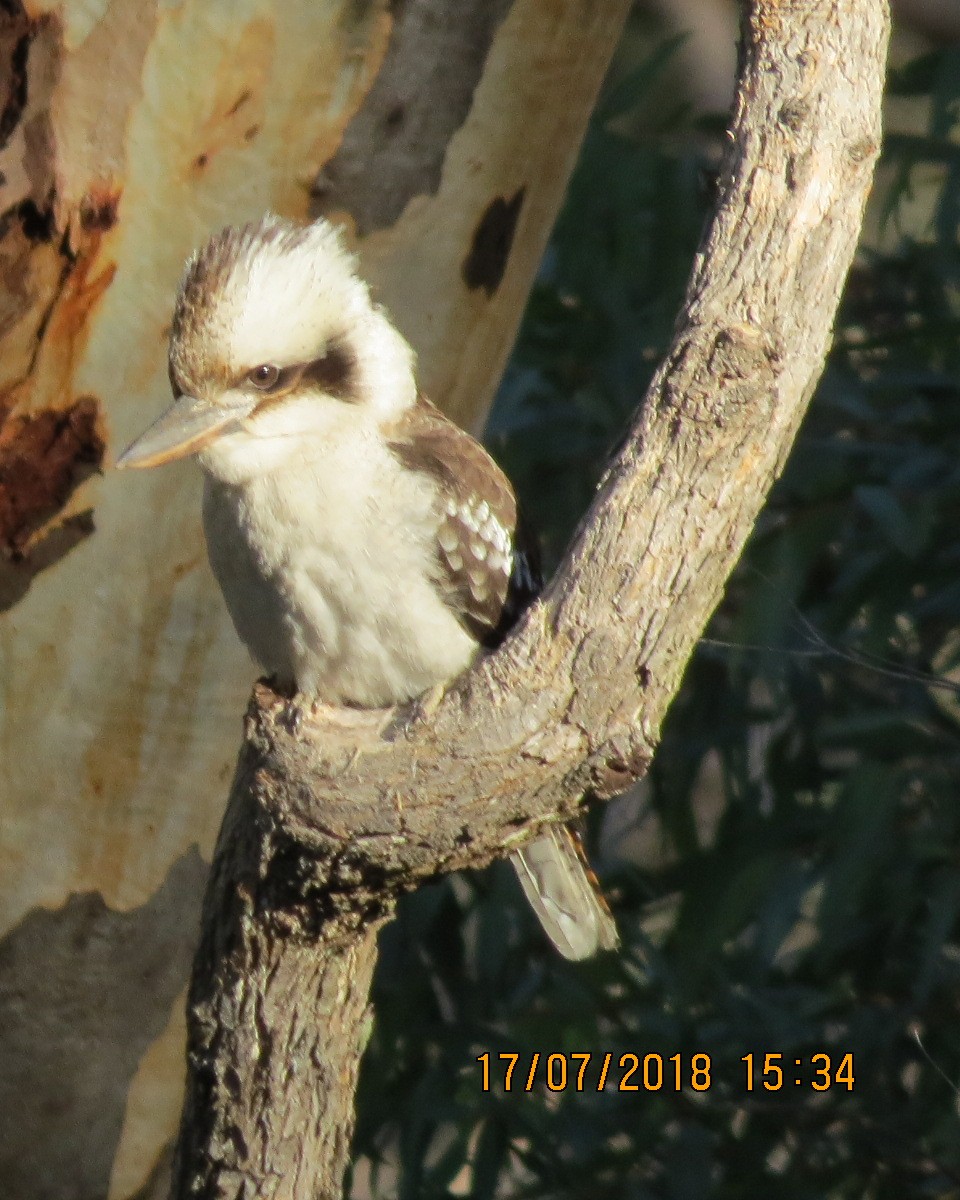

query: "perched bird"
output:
118 215 617 960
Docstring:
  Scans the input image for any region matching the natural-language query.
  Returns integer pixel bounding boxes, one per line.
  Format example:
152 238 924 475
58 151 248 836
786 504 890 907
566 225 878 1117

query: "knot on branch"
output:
589 725 654 800
707 324 781 382
657 323 783 433
255 823 400 944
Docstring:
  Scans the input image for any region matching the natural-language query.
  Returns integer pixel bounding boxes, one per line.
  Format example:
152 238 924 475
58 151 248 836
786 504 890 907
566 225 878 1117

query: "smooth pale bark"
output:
0 3 629 1197
172 2 890 1198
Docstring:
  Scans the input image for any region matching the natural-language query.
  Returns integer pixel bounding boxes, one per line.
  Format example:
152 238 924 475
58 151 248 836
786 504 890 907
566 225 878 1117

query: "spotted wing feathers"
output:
388 396 539 645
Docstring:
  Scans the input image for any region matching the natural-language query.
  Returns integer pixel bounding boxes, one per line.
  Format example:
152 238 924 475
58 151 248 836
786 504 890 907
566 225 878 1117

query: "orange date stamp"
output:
477 1051 714 1093
476 1051 855 1093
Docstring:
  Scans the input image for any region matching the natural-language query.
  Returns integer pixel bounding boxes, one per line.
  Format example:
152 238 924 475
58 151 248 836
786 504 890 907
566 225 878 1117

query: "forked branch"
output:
171 3 890 1197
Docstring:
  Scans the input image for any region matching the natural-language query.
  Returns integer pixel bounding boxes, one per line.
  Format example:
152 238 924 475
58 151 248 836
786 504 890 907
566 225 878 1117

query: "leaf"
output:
854 485 920 555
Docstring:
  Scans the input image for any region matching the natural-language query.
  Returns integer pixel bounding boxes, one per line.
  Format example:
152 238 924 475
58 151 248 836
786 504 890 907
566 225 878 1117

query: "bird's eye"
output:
247 363 281 391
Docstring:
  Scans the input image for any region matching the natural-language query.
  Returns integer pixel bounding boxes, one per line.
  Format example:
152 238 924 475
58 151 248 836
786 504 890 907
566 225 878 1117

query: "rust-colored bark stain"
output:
34 216 118 396
0 181 119 609
0 396 103 557
461 187 525 297
226 88 252 116
184 19 271 183
0 201 62 400
0 183 119 419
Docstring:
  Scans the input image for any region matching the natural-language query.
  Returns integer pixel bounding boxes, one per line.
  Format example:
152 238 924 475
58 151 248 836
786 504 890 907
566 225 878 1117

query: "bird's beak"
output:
116 393 256 470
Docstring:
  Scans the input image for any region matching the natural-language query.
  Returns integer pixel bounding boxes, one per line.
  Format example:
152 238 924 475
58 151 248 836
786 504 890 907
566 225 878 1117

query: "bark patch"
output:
79 187 120 234
312 0 513 233
0 395 104 557
0 850 207 1200
461 188 525 296
0 3 30 151
6 195 55 242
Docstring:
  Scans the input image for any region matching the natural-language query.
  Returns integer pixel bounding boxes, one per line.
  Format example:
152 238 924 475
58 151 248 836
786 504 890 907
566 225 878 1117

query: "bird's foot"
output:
280 696 305 735
384 683 446 742
416 682 446 719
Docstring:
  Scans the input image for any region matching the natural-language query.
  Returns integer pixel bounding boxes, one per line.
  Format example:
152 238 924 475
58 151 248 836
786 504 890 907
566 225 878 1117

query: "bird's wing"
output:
386 394 539 645
388 395 618 959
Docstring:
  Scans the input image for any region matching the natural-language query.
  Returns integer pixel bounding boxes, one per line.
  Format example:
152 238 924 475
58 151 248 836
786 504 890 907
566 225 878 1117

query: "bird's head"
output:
117 215 417 480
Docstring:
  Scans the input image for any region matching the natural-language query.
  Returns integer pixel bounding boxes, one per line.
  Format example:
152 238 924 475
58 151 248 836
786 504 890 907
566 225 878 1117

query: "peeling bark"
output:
461 188 526 296
0 3 630 1197
315 0 514 234
0 395 102 556
0 850 206 1200
172 3 890 1197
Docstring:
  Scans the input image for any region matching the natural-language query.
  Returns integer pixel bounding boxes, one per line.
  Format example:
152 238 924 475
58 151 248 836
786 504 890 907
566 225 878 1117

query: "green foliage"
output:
352 32 960 1200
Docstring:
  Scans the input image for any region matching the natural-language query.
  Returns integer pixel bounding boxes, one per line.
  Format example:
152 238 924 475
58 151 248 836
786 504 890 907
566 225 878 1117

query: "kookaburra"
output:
118 215 617 960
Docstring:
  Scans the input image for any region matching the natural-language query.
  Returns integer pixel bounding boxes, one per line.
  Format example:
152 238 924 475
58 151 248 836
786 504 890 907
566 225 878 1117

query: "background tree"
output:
0 3 628 1198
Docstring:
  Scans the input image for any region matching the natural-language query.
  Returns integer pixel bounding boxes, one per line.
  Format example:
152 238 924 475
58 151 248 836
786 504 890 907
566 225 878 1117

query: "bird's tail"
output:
510 825 619 960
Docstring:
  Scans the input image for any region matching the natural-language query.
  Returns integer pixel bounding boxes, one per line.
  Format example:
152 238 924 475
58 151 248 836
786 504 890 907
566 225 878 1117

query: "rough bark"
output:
171 2 890 1197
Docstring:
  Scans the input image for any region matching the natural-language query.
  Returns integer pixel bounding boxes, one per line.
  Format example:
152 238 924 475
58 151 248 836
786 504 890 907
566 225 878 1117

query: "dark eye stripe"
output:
301 342 358 402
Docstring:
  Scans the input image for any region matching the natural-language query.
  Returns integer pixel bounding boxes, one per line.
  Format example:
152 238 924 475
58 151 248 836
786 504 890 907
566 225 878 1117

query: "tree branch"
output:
170 2 890 1196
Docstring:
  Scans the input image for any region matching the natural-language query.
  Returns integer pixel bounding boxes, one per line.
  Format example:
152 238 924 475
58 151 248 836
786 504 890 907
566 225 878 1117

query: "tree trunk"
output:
171 2 890 1197
0 3 629 1197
